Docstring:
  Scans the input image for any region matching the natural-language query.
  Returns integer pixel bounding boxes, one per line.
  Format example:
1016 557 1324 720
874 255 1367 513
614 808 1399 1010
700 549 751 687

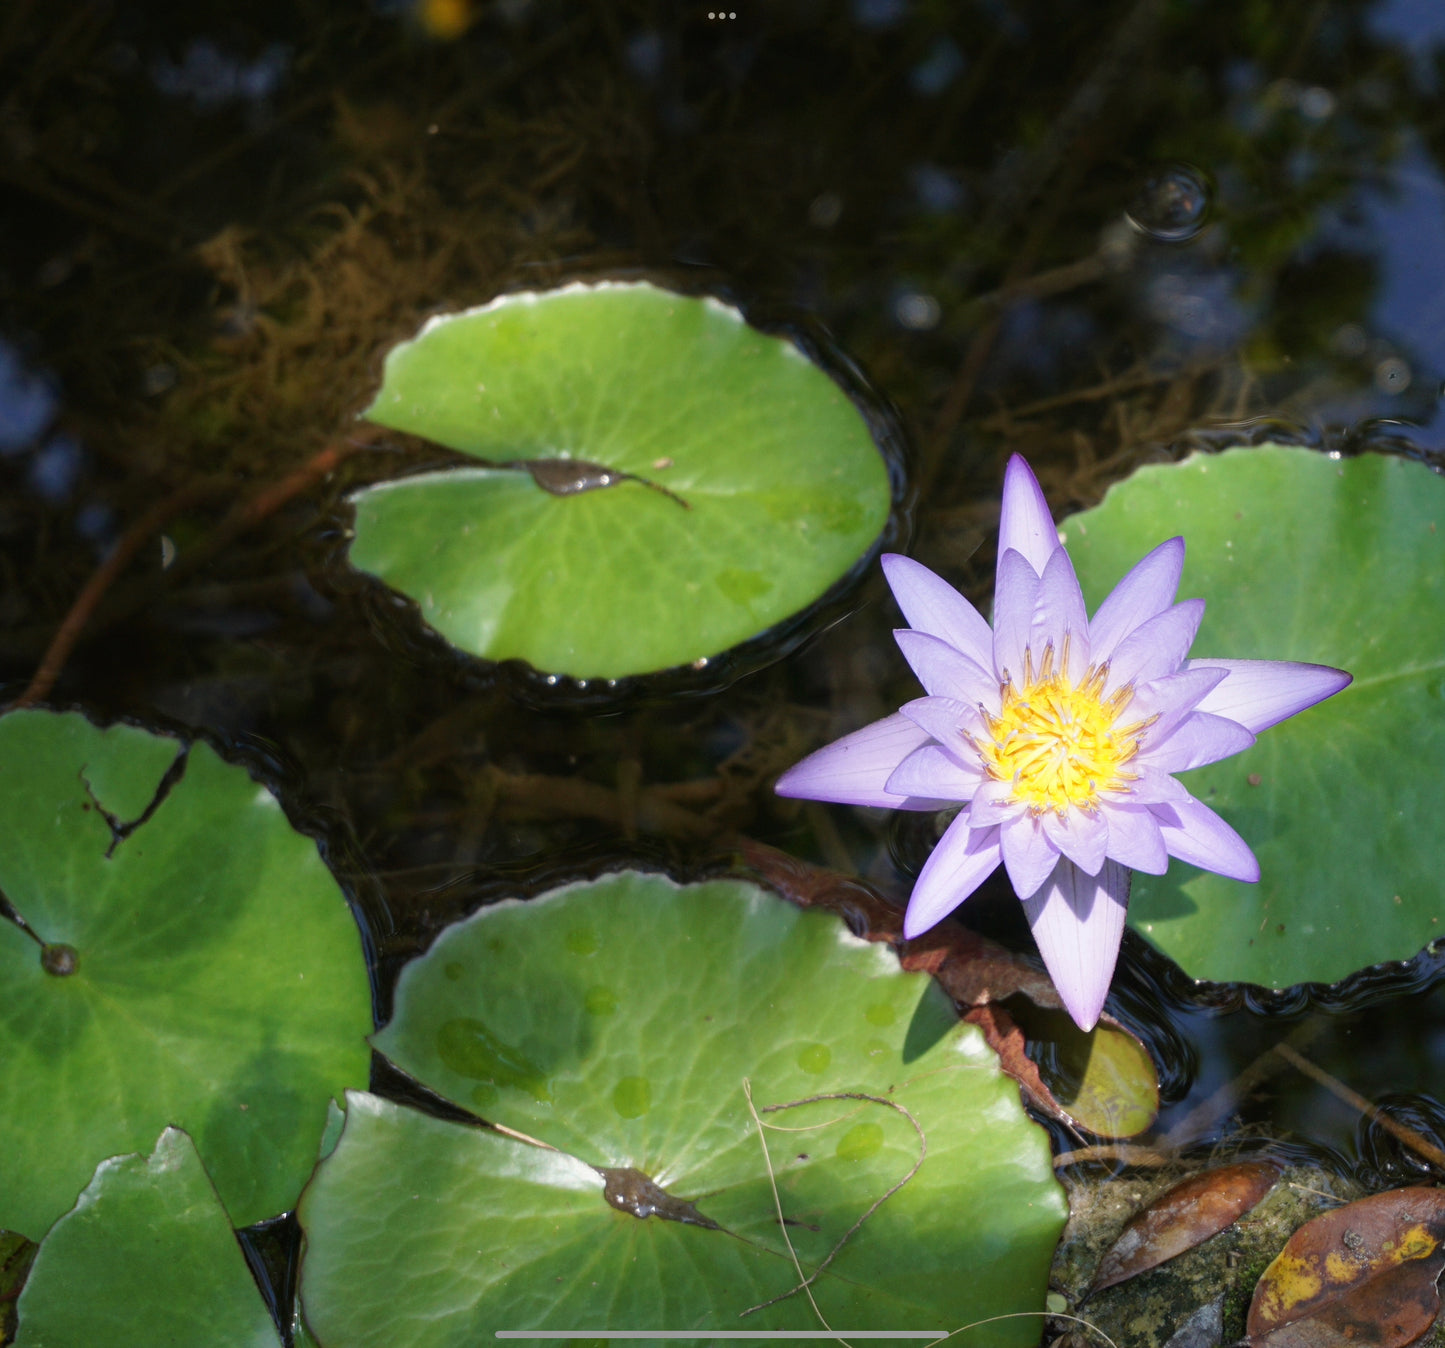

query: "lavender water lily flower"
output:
776 455 1351 1031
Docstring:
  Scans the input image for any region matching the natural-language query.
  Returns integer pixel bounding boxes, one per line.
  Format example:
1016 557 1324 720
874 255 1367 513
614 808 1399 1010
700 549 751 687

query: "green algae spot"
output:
435 1018 550 1101
716 568 769 606
864 1002 896 1027
443 962 464 982
835 1122 885 1162
612 1077 651 1119
796 1043 831 1075
565 926 599 956
584 986 618 1016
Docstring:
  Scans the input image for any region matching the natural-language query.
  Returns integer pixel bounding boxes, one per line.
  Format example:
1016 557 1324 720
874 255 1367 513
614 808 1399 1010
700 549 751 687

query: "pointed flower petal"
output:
969 776 1026 828
881 554 995 670
1102 763 1190 806
1022 858 1130 1032
1104 598 1205 694
902 818 1003 937
886 744 984 802
894 629 999 705
999 453 1060 576
1141 712 1255 772
1184 658 1352 733
1041 806 1108 875
899 696 989 759
1000 811 1061 899
1031 545 1091 680
992 548 1041 687
775 712 935 809
1152 795 1260 882
1088 536 1185 662
1099 802 1169 873
1124 667 1230 743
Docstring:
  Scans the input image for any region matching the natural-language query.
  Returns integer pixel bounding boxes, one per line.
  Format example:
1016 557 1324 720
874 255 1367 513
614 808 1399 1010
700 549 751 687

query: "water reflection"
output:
6 0 1445 1229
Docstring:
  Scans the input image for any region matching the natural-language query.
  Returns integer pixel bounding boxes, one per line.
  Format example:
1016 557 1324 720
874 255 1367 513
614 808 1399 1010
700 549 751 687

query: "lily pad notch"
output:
0 709 374 1241
346 281 901 681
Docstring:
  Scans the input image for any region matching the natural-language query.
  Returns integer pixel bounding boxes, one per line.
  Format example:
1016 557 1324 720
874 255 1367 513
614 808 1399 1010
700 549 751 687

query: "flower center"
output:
976 642 1147 814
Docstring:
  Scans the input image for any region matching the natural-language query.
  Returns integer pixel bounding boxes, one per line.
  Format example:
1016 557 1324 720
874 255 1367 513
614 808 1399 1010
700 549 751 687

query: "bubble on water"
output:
1126 165 1210 242
1375 356 1412 394
807 191 842 229
893 290 941 331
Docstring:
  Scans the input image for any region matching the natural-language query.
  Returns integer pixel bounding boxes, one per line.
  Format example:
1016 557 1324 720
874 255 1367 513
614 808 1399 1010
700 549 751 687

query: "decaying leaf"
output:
740 839 1159 1138
1247 1187 1445 1348
1090 1160 1282 1294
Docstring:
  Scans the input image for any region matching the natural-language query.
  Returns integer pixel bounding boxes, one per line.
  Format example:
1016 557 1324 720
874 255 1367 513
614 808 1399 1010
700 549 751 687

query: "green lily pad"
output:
0 710 372 1238
299 872 1066 1343
13 1128 282 1348
349 281 893 679
1065 445 1443 988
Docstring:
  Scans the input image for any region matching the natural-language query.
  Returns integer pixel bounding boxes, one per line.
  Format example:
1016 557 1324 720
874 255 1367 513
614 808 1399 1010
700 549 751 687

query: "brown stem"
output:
1274 1041 1445 1173
12 434 373 707
11 479 222 707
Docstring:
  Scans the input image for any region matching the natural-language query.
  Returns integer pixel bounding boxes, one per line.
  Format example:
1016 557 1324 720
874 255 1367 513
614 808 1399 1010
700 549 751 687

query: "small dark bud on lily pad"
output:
40 943 79 977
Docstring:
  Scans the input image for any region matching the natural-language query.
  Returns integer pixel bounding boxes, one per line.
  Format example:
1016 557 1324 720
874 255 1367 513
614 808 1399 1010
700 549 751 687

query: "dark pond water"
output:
6 0 1445 1322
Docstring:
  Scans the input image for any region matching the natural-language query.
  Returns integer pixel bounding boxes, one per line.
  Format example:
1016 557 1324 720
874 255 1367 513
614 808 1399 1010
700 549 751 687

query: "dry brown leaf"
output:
1089 1159 1282 1294
1248 1187 1445 1348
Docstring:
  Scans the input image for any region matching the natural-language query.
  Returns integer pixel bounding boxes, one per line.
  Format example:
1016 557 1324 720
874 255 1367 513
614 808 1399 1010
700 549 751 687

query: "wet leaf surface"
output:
1090 1160 1282 1294
299 872 1066 1345
0 710 372 1237
741 840 1159 1138
1067 445 1445 988
1247 1187 1445 1347
348 282 893 679
13 1128 282 1348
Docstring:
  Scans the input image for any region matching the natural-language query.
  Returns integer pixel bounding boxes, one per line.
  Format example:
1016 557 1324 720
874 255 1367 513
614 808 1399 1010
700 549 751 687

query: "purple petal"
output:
1141 712 1255 772
1123 667 1230 743
999 811 1061 900
1099 802 1169 873
895 629 999 705
902 818 1003 937
1102 764 1189 806
899 696 990 756
1021 858 1130 1031
992 548 1041 688
881 554 995 670
998 454 1060 576
1087 537 1185 663
1184 658 1353 733
1031 545 1091 681
886 744 984 802
1103 599 1205 695
1152 795 1260 881
1041 806 1108 875
969 776 1024 828
775 712 939 810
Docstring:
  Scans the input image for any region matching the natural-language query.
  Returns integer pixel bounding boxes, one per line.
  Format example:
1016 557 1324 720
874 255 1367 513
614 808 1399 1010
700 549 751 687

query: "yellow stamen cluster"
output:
975 641 1149 815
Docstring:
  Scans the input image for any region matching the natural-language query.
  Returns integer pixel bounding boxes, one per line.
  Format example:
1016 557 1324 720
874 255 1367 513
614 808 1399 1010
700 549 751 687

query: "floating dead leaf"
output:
1089 1160 1282 1295
740 840 1159 1138
1247 1187 1445 1348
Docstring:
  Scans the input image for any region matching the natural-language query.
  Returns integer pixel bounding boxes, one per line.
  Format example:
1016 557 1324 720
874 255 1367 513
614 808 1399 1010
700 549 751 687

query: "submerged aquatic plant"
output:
776 455 1350 1030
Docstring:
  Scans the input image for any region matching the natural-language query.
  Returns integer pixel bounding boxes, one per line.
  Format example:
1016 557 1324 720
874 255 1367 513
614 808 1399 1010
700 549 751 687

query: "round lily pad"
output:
348 281 894 679
13 1128 282 1348
299 872 1066 1343
0 710 373 1238
1065 445 1442 988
